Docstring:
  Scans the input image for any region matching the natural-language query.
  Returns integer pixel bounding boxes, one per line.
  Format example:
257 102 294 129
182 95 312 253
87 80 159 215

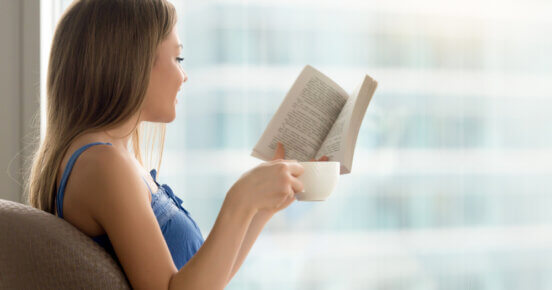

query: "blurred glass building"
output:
45 0 552 289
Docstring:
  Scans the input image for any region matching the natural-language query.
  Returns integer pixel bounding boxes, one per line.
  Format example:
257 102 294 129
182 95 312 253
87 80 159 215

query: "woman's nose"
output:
180 68 188 83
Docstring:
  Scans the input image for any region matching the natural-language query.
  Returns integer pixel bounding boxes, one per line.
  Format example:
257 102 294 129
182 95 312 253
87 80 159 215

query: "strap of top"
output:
142 169 160 195
142 176 154 194
56 142 112 218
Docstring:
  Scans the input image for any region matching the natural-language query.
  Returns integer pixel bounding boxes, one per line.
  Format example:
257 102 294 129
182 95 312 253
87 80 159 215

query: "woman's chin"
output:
142 107 177 123
164 111 176 123
149 112 176 123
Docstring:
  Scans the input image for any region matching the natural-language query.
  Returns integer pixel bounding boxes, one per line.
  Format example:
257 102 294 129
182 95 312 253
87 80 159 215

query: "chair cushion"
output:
0 199 130 289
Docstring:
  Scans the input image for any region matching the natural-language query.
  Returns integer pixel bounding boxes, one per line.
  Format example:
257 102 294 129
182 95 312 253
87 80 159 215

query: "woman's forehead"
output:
163 29 180 49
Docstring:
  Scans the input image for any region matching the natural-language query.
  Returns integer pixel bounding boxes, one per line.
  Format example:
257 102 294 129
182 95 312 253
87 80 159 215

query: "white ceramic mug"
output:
295 161 340 201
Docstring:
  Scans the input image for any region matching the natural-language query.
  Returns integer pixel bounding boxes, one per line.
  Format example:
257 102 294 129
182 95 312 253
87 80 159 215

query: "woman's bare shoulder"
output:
70 144 129 182
65 144 177 287
60 142 149 235
72 144 146 201
63 144 147 217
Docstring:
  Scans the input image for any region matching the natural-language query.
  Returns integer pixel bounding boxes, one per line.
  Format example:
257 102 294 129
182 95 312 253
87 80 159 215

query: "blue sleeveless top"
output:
55 142 204 270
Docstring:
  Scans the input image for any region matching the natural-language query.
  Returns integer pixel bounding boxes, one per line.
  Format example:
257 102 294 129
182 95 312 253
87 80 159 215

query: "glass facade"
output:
50 0 552 289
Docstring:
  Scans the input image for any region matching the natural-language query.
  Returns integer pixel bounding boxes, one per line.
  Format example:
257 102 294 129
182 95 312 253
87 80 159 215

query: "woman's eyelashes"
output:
176 57 184 63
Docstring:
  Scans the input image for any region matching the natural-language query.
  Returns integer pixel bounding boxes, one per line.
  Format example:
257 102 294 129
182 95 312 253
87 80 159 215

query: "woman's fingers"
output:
290 176 304 193
272 142 285 161
309 155 329 161
276 190 296 211
273 143 323 163
274 142 329 162
274 178 301 211
287 161 305 177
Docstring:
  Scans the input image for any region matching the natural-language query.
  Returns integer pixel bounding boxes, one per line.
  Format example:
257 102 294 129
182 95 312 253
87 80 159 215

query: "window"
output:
43 0 552 289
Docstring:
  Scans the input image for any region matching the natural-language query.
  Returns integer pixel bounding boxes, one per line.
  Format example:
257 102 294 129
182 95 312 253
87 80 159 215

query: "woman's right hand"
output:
227 142 305 214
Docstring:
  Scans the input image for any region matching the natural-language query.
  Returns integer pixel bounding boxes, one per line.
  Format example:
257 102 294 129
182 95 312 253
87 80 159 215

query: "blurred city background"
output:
43 0 552 289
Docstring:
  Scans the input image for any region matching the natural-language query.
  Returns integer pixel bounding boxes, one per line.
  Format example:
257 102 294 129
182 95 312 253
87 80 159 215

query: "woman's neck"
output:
89 113 141 153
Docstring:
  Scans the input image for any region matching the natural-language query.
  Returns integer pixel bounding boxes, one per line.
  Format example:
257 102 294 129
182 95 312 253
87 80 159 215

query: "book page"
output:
314 84 360 170
251 65 349 161
342 75 377 173
315 74 377 174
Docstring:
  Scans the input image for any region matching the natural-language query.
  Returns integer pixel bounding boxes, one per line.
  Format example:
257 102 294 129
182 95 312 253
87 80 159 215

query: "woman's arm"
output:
82 144 303 289
175 143 325 288
225 209 274 285
169 194 257 290
84 147 258 289
223 142 288 285
223 143 328 285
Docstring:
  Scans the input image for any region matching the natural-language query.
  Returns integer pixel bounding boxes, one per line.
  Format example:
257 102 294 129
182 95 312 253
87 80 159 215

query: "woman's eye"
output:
176 57 184 63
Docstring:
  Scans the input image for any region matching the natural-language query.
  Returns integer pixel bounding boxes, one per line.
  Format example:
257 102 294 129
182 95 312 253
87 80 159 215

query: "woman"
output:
27 0 328 288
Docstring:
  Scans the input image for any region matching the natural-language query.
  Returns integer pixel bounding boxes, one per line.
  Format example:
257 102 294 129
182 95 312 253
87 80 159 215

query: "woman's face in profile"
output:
141 26 187 123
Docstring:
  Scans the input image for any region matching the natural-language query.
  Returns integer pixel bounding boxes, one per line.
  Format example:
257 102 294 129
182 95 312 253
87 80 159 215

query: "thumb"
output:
272 142 285 160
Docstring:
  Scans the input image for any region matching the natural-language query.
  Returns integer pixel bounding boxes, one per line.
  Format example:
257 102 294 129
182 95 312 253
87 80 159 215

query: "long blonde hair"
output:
26 0 176 214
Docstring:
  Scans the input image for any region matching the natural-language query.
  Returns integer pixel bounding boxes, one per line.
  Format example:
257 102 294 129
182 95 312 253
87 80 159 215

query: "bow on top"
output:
150 169 190 215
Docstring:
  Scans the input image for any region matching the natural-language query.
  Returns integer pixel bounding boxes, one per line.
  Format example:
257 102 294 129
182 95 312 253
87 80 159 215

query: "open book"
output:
251 65 378 175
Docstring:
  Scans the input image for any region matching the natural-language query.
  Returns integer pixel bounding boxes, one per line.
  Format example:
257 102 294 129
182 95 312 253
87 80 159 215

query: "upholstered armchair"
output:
0 199 130 289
